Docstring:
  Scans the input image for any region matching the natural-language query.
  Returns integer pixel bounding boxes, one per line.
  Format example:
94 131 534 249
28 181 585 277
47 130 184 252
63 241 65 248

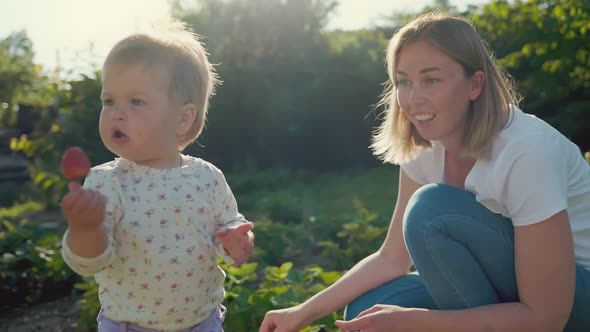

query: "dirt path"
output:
0 294 83 332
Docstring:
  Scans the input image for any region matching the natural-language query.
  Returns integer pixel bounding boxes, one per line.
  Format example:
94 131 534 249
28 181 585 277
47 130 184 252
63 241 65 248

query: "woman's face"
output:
395 41 483 148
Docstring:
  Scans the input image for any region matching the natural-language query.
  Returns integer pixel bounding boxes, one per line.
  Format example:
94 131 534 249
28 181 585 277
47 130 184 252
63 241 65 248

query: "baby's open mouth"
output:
111 129 129 144
113 129 127 139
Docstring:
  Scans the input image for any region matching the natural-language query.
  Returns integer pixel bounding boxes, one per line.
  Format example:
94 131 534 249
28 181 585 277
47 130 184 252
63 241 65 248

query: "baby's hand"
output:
215 222 254 267
61 182 106 230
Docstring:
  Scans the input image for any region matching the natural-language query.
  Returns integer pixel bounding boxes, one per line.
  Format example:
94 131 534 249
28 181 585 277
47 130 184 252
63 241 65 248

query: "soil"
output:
0 295 83 332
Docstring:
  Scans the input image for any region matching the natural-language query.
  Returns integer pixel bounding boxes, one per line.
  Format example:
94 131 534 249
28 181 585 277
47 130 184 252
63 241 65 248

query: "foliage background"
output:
0 0 588 331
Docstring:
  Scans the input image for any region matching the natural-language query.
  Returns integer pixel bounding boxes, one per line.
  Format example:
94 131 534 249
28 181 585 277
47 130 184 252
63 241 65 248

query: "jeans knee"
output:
403 184 452 241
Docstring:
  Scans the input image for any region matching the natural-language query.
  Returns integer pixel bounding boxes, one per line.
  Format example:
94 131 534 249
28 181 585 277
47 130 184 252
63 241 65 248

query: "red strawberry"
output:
61 147 91 180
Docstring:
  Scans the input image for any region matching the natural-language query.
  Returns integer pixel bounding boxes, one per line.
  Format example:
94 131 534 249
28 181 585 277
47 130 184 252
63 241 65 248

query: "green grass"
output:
303 166 399 219
228 165 400 222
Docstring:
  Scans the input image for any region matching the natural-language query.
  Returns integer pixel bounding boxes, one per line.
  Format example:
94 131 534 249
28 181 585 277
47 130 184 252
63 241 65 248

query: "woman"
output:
259 12 590 332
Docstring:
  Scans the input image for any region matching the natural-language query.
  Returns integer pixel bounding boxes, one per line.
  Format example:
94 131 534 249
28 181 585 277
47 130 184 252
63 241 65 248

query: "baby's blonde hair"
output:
371 12 519 164
103 19 220 150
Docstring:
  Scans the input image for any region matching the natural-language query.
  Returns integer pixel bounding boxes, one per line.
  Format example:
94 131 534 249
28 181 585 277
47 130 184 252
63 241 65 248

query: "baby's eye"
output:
102 99 114 106
131 99 144 106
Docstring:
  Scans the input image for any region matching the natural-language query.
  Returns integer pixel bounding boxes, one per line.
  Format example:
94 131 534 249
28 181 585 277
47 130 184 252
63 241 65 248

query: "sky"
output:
1 0 489 77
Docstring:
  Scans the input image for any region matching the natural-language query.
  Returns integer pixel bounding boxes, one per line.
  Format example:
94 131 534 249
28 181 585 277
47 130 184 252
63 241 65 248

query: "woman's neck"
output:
444 150 476 189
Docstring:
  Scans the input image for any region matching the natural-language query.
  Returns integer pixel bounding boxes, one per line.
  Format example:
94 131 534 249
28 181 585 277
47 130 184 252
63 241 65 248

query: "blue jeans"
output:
344 184 590 331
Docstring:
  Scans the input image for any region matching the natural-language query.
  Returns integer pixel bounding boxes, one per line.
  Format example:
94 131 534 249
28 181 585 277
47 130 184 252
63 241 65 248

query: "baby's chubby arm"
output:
208 164 254 267
61 182 111 274
215 222 254 267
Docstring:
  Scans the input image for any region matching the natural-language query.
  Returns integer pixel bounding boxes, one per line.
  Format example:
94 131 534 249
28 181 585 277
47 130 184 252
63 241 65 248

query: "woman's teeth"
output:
415 113 434 121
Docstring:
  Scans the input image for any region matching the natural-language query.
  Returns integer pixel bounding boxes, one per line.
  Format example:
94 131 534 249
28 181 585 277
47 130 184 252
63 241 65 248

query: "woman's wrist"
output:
296 302 323 327
404 307 432 328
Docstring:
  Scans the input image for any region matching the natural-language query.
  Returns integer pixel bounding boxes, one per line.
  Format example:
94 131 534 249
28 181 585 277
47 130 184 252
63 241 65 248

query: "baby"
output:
60 20 254 332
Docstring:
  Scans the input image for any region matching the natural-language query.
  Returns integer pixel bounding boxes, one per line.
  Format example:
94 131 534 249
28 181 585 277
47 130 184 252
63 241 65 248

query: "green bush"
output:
223 261 342 332
252 220 309 266
0 213 78 310
72 261 343 332
318 207 388 271
3 165 395 331
10 135 69 209
73 278 100 332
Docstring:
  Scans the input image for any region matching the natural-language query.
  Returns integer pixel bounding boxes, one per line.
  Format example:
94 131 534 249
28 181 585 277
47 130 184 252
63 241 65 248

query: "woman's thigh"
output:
403 183 517 308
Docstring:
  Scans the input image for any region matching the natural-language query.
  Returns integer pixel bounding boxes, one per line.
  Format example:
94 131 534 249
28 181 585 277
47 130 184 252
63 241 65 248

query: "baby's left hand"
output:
215 222 254 267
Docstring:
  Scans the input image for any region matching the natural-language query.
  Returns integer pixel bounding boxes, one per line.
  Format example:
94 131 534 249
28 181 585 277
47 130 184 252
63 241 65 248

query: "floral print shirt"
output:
61 155 247 331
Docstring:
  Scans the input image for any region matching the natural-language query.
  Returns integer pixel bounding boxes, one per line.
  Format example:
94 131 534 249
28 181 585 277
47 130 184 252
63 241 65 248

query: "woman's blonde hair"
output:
102 19 220 150
371 12 519 164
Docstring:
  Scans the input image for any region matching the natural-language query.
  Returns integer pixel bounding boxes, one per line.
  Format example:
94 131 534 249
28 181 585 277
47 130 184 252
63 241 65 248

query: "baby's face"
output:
99 63 183 169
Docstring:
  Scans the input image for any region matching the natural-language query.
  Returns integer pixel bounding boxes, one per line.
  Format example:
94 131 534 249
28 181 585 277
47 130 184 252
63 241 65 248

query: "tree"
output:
472 0 590 149
173 0 385 170
0 31 53 128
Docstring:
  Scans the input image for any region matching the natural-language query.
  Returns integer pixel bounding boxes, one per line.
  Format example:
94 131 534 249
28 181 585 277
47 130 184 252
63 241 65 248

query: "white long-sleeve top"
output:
61 155 246 331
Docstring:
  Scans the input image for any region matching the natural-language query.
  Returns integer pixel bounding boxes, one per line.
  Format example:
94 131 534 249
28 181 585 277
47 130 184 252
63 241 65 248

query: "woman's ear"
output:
176 103 197 137
469 70 485 101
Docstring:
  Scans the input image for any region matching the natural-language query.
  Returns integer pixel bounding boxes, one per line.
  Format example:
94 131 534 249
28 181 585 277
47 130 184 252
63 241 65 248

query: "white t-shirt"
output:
61 155 247 331
401 108 590 270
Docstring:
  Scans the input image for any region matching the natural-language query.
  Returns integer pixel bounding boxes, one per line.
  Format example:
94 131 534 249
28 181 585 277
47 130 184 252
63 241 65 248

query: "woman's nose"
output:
408 86 426 106
397 86 425 110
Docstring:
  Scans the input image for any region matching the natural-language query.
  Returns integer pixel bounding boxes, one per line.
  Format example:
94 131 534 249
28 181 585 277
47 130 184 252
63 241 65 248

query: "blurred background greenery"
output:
0 0 588 331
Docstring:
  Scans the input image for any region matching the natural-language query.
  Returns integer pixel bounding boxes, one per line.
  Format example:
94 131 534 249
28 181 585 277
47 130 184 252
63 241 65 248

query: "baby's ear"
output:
176 103 197 137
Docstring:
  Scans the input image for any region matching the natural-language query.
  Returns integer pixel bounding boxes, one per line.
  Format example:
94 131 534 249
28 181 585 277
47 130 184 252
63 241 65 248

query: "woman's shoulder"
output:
401 142 444 184
492 108 576 162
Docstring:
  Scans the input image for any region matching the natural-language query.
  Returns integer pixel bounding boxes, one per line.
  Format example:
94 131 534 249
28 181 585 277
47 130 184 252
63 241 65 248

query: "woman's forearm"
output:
410 302 567 332
300 251 412 325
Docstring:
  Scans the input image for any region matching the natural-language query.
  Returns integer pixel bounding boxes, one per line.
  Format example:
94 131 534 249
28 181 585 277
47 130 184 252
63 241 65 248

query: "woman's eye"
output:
396 79 410 87
131 99 143 106
424 78 438 85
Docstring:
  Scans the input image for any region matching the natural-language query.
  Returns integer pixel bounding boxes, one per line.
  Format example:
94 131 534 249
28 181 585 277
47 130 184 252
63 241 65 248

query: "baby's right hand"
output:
61 182 106 230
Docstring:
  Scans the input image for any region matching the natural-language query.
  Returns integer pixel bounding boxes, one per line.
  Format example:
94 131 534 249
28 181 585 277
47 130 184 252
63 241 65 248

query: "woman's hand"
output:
335 305 420 332
259 305 310 332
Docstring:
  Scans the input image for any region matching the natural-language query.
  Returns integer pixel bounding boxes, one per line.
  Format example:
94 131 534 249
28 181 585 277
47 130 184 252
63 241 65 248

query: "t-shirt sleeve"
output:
210 167 248 264
400 145 442 185
61 167 122 276
501 140 568 226
401 157 424 184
